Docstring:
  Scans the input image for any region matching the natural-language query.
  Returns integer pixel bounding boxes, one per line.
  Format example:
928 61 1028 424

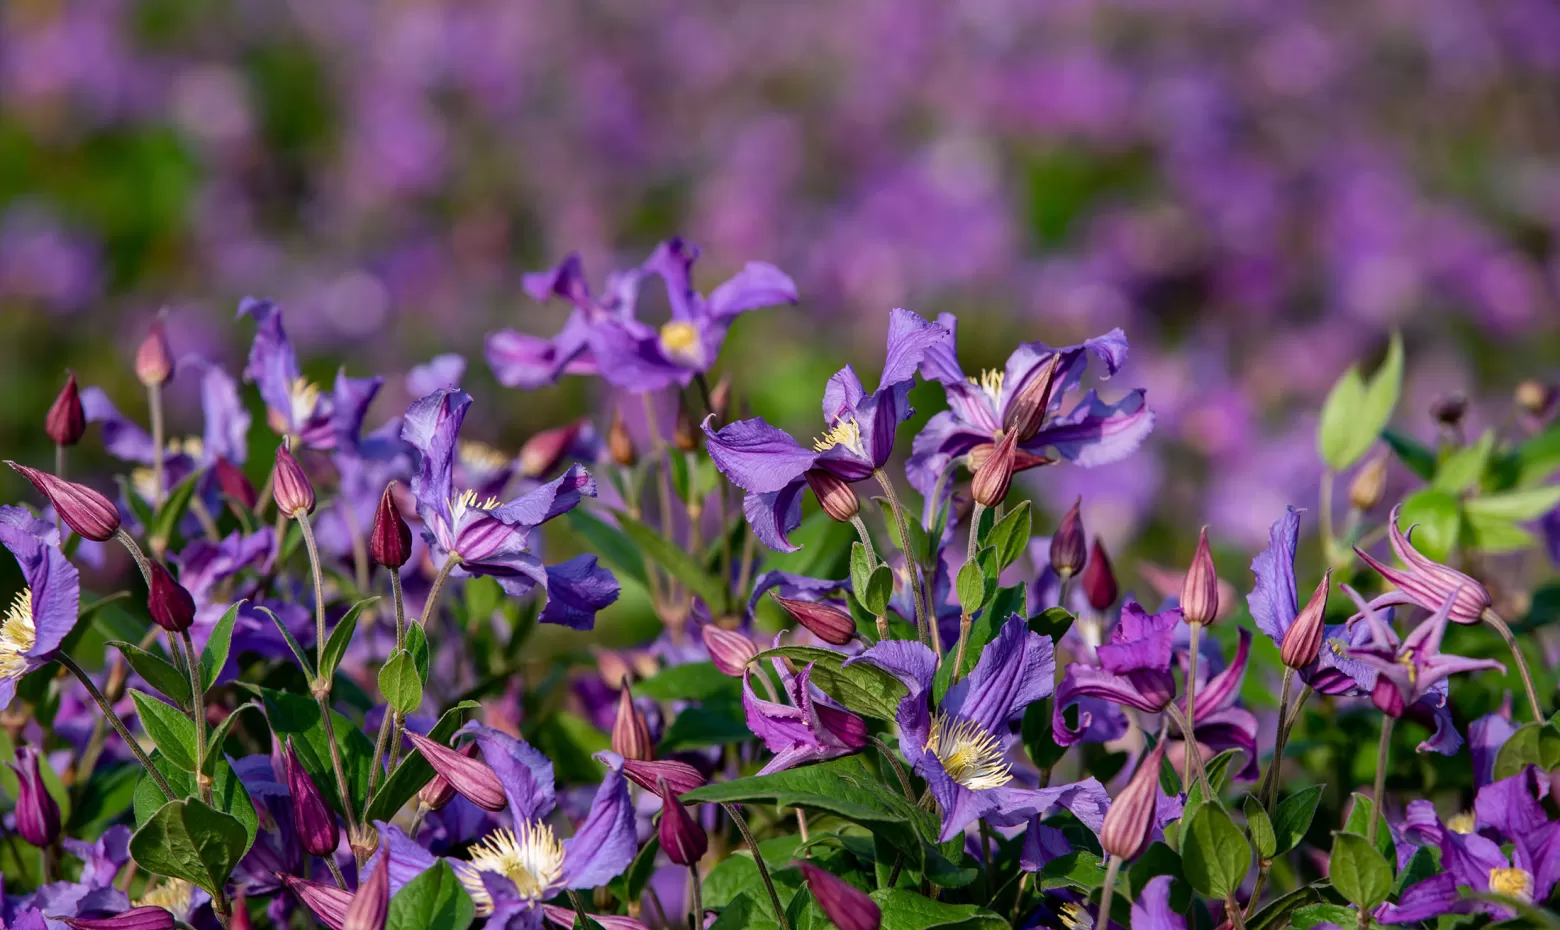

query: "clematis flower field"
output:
4 4 1560 930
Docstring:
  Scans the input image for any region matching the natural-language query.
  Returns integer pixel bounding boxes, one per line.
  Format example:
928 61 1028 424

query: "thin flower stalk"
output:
874 470 930 649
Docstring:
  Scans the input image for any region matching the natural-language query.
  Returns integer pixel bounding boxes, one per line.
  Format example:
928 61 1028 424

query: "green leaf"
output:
1028 606 1074 641
1318 333 1403 471
109 641 190 707
1036 850 1107 891
1341 793 1396 864
1396 847 1439 896
1328 832 1392 909
1245 884 1322 930
1492 723 1560 780
129 798 249 897
1127 843 1185 904
752 646 908 721
1433 431 1495 493
256 605 314 677
657 704 751 752
1180 803 1251 899
1021 697 1068 770
566 509 648 589
148 471 201 552
1272 785 1324 855
378 650 424 715
870 889 1007 930
199 601 241 692
364 701 479 823
874 499 931 564
703 842 803 910
861 566 895 618
850 542 874 611
385 861 475 930
1397 488 1461 562
984 502 1032 572
259 687 374 817
1509 423 1560 487
618 514 727 612
79 591 133 625
1382 428 1436 481
955 560 987 615
321 597 379 684
1465 485 1560 521
1290 904 1356 930
129 689 199 772
132 751 258 854
202 702 261 777
1463 513 1537 554
635 662 742 703
1244 795 1276 860
610 836 663 908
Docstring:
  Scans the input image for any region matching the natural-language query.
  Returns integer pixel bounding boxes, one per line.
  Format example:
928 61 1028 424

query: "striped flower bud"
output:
45 372 86 447
418 743 480 812
1280 571 1331 671
612 680 654 761
607 412 636 467
230 896 254 930
7 463 121 542
1100 739 1167 860
403 731 508 812
285 738 339 858
674 399 699 452
617 757 707 796
1179 527 1218 625
1003 352 1064 443
541 905 651 930
369 483 412 569
1348 454 1388 513
1081 539 1118 611
803 469 859 523
971 432 1019 508
796 861 881 930
702 624 759 676
147 561 197 633
519 422 582 478
1355 504 1491 625
966 443 1050 474
60 907 177 930
1049 498 1086 579
10 745 61 847
771 592 855 646
344 849 390 930
272 445 315 517
135 317 174 387
214 457 258 511
657 777 707 867
280 874 352 930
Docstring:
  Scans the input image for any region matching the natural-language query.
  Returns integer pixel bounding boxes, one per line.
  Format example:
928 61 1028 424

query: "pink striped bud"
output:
1003 352 1064 443
519 422 583 478
280 874 352 930
970 432 1019 509
273 445 315 516
1049 498 1086 579
403 731 508 812
7 462 121 542
344 849 390 930
285 738 339 858
795 861 881 930
45 372 86 447
1280 571 1331 671
1179 527 1219 625
771 593 855 646
702 624 758 677
60 907 177 930
803 469 859 523
418 742 480 811
612 680 654 761
618 757 707 796
657 778 707 867
542 905 651 930
135 317 174 387
1100 739 1167 860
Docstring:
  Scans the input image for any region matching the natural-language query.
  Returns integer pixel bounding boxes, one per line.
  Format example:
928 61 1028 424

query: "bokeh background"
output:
4 0 1560 555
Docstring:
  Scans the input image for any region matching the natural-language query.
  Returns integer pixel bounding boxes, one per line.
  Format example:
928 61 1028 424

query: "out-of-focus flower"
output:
1343 585 1504 717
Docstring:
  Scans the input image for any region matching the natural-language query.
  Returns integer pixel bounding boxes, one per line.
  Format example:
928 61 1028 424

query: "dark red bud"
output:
10 746 61 847
657 777 707 867
612 680 654 762
369 483 412 569
970 432 1018 508
1080 539 1118 611
7 462 121 541
618 757 707 796
273 445 316 516
519 422 583 478
214 457 258 511
135 317 175 387
403 731 508 812
45 372 86 447
1099 739 1166 860
1281 571 1331 670
1180 526 1219 625
147 561 197 633
1003 352 1064 443
285 738 340 858
795 861 881 930
804 469 859 523
1049 498 1086 579
771 592 855 646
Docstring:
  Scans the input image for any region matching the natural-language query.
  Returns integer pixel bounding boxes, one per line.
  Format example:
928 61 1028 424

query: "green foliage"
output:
386 862 476 930
751 645 908 720
1328 832 1393 909
1318 333 1403 471
129 798 249 897
1180 804 1250 899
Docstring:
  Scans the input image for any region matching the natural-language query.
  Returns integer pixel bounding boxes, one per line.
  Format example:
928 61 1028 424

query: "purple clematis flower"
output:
1131 875 1188 930
1353 504 1493 625
703 308 946 551
851 614 1106 841
1052 601 1181 747
742 660 868 773
1342 585 1504 718
1 826 135 926
486 252 642 389
907 316 1153 495
402 388 619 629
0 523 79 709
1248 507 1364 695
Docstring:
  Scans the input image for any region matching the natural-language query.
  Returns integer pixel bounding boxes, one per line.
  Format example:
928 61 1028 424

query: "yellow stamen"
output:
450 488 503 523
136 878 195 914
0 588 36 681
1060 901 1094 930
812 417 864 455
457 823 566 916
460 440 512 474
924 713 1012 790
660 321 700 356
1445 812 1475 834
1488 867 1534 903
1398 651 1417 685
967 368 1005 405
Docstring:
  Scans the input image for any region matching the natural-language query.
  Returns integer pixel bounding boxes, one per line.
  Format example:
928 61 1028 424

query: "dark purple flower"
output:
742 661 867 773
146 561 197 633
656 777 707 867
1343 585 1504 716
239 299 332 445
486 253 637 389
284 738 340 858
703 308 946 551
82 357 251 487
0 520 80 708
1053 601 1180 746
10 744 61 846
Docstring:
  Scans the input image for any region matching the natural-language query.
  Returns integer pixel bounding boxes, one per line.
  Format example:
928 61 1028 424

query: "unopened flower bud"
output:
60 907 177 930
613 756 708 795
1049 498 1086 579
135 317 175 387
674 399 699 452
612 680 654 761
771 592 855 646
708 375 733 424
10 746 61 847
285 738 340 858
657 777 707 867
795 861 881 930
214 457 258 511
1348 454 1388 513
273 445 315 517
701 624 758 676
1281 571 1331 670
280 874 353 930
147 561 197 633
45 372 86 447
403 731 508 812
369 483 412 569
1081 539 1118 611
1516 379 1556 419
803 469 859 523
230 896 254 930
1003 353 1064 443
344 850 390 930
519 422 583 478
418 743 480 812
607 412 636 466
967 443 1051 474
7 462 121 541
1432 393 1467 427
1179 527 1218 625
1100 739 1167 860
971 432 1019 508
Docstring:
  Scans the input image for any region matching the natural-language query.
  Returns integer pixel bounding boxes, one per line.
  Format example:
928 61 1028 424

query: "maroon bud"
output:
519 422 583 478
1100 739 1167 860
403 731 508 812
273 445 316 516
612 680 654 762
45 372 86 447
147 561 197 633
230 896 254 930
1003 352 1064 443
1281 571 1331 671
280 874 352 930
771 592 855 646
60 907 177 930
804 469 859 523
970 432 1019 508
674 399 699 452
795 861 881 930
7 462 121 542
135 316 175 387
1049 498 1086 579
344 849 390 930
418 743 480 812
966 443 1052 474
285 738 340 858
607 412 636 467
214 457 258 511
701 624 758 677
9 746 61 847
369 483 412 569
541 905 651 930
1180 527 1219 625
618 757 707 796
657 777 707 867
816 703 869 750
1371 677 1406 718
1432 393 1468 427
1080 539 1118 611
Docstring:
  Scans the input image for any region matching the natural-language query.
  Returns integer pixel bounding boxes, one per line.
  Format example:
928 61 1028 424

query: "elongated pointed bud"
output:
612 680 654 761
403 731 508 812
771 592 855 646
147 561 197 633
702 624 759 676
369 483 412 568
45 372 86 447
280 874 352 930
344 850 390 930
1179 527 1218 625
657 777 707 866
1280 571 1331 670
60 907 177 930
971 432 1019 508
796 862 881 930
615 756 708 795
674 399 699 452
966 442 1051 474
1348 454 1388 513
273 445 315 516
230 896 254 930
7 462 120 542
10 746 61 847
541 905 652 930
803 469 859 523
708 374 733 424
1003 353 1064 443
285 738 340 858
1081 538 1118 611
418 743 480 811
1099 739 1167 860
1049 498 1086 579
607 412 636 466
136 317 175 387
214 457 258 511
519 422 583 478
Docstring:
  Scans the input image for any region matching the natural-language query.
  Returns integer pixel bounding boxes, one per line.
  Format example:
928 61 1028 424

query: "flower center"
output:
1397 651 1418 684
1445 812 1475 834
0 588 37 681
450 488 503 524
968 368 1004 406
136 878 194 915
924 713 1012 790
1488 867 1534 903
459 440 512 475
660 321 700 357
812 417 864 456
458 823 566 916
1059 901 1094 930
290 376 322 425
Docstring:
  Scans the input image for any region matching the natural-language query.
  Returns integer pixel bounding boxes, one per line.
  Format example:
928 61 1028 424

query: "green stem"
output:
1163 702 1212 797
1258 667 1296 810
55 654 175 801
1360 716 1394 930
873 470 930 649
688 866 703 930
422 555 461 628
325 857 348 891
1097 855 1122 930
114 530 154 588
1184 621 1204 791
722 803 790 930
849 515 878 566
1483 608 1544 723
148 382 165 505
179 631 212 804
951 505 985 680
869 736 916 802
295 512 329 675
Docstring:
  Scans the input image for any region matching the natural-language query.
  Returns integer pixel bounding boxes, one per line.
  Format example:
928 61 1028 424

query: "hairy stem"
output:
114 529 154 588
324 857 348 891
422 555 461 628
722 803 790 930
1097 856 1122 930
295 512 329 674
874 470 929 649
56 654 175 801
1257 667 1296 810
870 736 916 802
849 514 878 566
1483 608 1544 723
180 631 212 804
1359 716 1394 930
1184 621 1204 791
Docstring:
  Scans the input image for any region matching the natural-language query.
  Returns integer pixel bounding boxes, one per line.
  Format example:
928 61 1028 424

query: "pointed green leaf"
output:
1341 793 1396 864
258 687 375 817
1181 803 1251 899
1433 431 1495 493
1329 832 1392 908
751 645 907 721
109 641 191 707
201 702 262 777
1466 485 1560 521
129 689 199 772
1244 795 1276 860
385 861 475 930
869 889 1007 930
1397 488 1461 561
321 597 379 684
256 605 315 678
132 751 258 853
1272 785 1324 855
985 502 1032 572
1319 333 1402 471
199 601 242 692
379 650 424 715
129 798 248 896
566 509 648 589
618 514 727 612
148 472 202 553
